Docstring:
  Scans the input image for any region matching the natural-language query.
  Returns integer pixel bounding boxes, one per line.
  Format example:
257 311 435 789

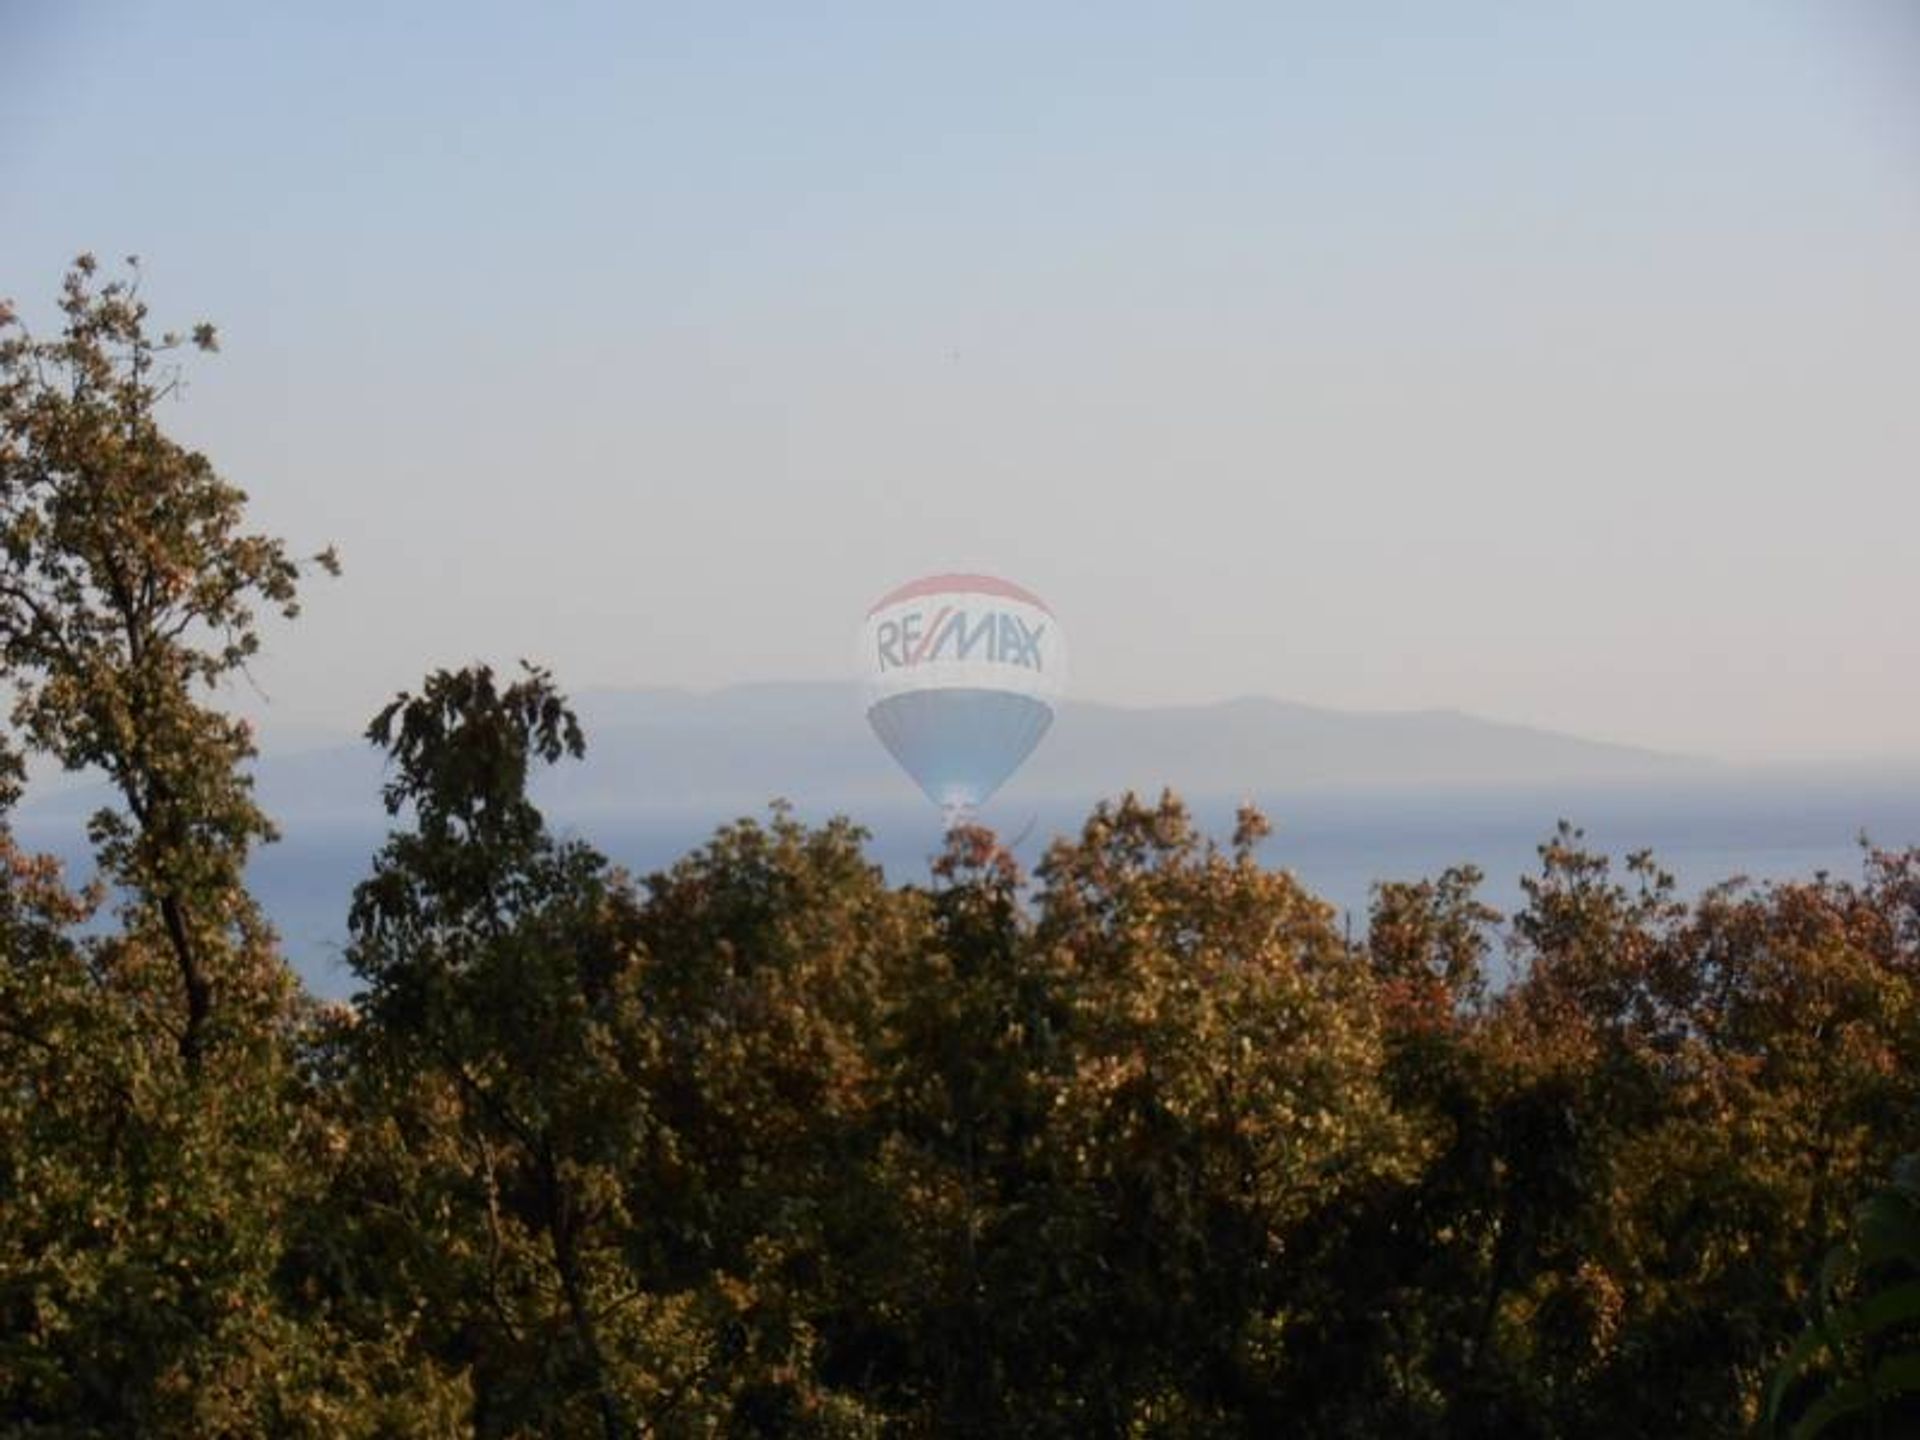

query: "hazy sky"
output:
3 3 1917 762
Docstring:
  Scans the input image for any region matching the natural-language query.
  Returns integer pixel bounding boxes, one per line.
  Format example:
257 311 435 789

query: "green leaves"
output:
1770 1164 1920 1437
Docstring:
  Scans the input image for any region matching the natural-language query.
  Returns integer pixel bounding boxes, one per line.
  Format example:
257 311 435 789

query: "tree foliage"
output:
0 256 361 1435
1768 1156 1920 1437
0 252 336 1067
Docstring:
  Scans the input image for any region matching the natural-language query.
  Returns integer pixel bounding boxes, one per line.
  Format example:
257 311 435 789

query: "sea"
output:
166 770 1920 998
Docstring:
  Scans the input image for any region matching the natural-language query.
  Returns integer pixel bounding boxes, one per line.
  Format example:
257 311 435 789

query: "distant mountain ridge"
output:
50 682 1684 826
20 681 1699 826
554 683 1696 805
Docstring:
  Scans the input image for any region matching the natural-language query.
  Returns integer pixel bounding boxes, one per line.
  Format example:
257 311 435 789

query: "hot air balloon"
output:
860 573 1067 825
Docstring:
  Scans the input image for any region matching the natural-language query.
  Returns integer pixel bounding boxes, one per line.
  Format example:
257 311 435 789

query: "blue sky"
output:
3 2 1917 760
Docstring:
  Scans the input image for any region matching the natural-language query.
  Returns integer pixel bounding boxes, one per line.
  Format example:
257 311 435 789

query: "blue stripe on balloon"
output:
866 688 1054 809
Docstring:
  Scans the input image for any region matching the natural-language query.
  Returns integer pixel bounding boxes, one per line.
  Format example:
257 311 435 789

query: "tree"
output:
1769 1156 1920 1437
627 802 909 1434
0 255 387 1435
337 668 903 1435
0 253 336 1068
342 662 645 1437
999 793 1410 1432
846 824 1064 1431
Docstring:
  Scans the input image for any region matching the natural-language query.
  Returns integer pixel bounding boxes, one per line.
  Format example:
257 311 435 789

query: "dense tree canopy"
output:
3 256 1918 1435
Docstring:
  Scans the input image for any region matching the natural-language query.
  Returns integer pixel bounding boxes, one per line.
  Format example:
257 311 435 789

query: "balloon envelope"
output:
859 573 1067 816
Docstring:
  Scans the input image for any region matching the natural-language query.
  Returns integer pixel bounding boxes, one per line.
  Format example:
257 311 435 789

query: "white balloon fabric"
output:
859 573 1067 822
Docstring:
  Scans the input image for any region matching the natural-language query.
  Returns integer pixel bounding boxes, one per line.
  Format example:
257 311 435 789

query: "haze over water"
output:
30 770 1901 1000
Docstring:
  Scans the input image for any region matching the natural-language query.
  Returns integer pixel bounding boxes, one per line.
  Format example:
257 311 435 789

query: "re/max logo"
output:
876 608 1047 671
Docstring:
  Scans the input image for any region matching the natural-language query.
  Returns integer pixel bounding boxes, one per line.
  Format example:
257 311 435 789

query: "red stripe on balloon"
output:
867 572 1051 617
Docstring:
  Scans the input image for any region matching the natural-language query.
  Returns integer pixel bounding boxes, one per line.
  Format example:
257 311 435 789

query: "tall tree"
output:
0 253 336 1067
0 256 374 1435
345 663 654 1437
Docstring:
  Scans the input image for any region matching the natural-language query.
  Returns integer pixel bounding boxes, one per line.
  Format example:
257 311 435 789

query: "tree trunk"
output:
159 889 210 1069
